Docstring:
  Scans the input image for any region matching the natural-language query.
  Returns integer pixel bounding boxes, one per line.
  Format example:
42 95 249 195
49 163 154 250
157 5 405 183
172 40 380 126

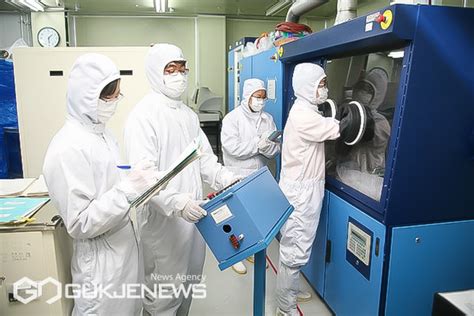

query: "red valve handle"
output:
229 234 240 249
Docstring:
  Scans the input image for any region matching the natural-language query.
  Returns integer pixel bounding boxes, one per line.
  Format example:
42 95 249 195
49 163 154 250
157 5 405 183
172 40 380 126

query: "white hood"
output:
292 63 326 105
145 43 186 98
66 53 120 132
239 78 266 117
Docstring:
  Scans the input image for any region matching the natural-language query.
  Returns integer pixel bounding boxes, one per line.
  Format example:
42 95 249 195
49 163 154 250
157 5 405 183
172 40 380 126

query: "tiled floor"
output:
190 240 332 316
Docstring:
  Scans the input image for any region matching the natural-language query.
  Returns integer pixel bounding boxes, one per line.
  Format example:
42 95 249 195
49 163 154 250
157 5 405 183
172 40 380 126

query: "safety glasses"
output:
164 62 189 75
101 92 124 103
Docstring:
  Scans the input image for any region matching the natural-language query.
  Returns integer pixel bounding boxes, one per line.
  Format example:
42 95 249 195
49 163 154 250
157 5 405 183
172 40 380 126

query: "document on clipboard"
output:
0 178 36 197
0 175 49 198
268 130 282 143
130 137 203 209
0 197 49 225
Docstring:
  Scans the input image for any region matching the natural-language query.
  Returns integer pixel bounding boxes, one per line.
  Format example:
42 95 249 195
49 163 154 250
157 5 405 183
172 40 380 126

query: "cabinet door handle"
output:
221 192 234 202
375 237 380 257
325 240 332 263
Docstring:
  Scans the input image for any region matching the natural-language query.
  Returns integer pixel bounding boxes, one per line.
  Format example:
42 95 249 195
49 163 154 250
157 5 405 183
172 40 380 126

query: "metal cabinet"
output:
324 193 386 316
0 203 73 315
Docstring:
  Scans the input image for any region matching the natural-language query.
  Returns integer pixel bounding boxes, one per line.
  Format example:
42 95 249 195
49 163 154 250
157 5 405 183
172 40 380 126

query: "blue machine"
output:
196 166 294 315
228 4 474 315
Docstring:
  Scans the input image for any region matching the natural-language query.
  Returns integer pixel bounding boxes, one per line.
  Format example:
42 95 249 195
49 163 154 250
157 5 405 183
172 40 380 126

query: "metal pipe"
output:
334 0 357 25
19 14 24 40
68 14 77 47
285 0 329 23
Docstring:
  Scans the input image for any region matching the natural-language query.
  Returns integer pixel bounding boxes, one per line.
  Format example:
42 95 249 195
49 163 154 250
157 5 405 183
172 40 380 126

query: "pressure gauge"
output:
37 27 60 47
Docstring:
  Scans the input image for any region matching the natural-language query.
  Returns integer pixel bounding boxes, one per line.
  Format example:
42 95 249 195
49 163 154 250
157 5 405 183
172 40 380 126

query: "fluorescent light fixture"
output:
388 51 404 59
390 0 429 4
20 0 45 11
154 0 168 13
8 0 45 11
266 0 293 16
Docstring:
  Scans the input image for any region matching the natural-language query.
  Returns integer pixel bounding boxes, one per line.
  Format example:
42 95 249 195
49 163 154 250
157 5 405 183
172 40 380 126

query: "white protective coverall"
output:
43 54 141 315
221 78 280 177
124 43 235 316
276 63 340 315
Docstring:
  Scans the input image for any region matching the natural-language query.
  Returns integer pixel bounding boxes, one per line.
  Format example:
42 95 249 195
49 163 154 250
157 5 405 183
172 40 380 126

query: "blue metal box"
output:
196 167 293 270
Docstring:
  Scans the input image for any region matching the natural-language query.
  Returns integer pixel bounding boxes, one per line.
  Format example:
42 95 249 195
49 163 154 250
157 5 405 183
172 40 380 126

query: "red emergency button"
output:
375 14 386 23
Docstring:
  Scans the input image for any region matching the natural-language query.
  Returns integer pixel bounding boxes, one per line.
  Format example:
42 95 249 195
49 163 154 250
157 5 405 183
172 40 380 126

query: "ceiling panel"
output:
0 2 18 11
0 0 371 19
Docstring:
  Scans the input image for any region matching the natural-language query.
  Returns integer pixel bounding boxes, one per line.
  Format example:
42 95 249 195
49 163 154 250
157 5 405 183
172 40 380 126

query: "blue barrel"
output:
1 59 19 178
0 130 6 178
3 127 23 178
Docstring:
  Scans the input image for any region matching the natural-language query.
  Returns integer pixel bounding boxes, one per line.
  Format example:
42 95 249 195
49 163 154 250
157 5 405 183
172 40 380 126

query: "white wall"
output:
0 12 32 48
197 15 226 110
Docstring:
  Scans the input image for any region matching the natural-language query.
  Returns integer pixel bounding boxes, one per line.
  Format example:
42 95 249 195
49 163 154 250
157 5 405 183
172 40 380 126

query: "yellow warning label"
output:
278 46 284 57
381 10 393 30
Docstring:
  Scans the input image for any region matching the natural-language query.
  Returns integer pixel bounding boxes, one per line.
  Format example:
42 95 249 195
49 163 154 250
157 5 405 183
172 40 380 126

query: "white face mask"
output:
97 98 120 124
316 87 328 105
163 73 188 99
250 97 265 112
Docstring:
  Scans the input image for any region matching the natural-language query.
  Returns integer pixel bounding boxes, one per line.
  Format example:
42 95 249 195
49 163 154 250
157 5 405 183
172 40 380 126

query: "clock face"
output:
38 27 60 47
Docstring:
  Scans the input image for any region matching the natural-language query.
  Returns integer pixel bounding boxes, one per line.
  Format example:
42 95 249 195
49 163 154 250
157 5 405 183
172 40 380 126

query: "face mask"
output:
163 73 187 99
250 97 265 112
315 87 328 105
97 98 119 124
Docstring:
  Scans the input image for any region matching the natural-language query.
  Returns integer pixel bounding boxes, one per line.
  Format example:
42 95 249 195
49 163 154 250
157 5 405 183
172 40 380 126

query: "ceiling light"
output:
20 0 45 11
388 51 404 59
6 0 45 11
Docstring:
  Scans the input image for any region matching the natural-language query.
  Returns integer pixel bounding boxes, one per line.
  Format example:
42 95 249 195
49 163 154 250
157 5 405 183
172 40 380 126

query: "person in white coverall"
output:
221 78 280 274
43 53 160 315
124 43 237 316
276 63 341 316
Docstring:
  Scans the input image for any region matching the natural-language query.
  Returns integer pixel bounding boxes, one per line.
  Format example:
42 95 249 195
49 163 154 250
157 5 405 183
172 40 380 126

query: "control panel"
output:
346 217 373 280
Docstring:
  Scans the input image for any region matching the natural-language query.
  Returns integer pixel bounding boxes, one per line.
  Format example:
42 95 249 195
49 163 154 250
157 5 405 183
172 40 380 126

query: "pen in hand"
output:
117 165 131 170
